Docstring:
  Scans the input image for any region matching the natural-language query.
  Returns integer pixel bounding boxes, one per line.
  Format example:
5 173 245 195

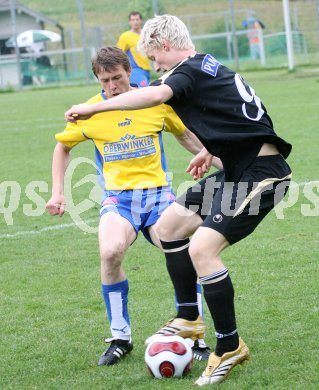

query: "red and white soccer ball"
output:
145 335 193 378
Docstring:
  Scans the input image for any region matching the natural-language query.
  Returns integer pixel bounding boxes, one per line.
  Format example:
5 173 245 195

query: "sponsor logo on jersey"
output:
213 214 223 223
201 54 220 77
118 117 132 127
103 133 156 162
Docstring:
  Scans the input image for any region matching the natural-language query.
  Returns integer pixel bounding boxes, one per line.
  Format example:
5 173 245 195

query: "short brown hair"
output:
129 11 142 20
91 46 131 78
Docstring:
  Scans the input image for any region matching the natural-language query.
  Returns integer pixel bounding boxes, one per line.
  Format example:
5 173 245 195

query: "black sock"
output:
161 239 199 321
200 269 239 356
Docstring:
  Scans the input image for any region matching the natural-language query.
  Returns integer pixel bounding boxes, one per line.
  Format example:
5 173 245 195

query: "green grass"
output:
1 68 319 389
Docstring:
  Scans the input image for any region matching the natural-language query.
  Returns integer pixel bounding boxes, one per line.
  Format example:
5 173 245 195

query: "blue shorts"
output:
130 67 150 88
100 187 175 244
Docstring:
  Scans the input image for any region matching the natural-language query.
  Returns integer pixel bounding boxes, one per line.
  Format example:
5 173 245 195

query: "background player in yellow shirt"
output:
46 46 222 366
117 11 152 87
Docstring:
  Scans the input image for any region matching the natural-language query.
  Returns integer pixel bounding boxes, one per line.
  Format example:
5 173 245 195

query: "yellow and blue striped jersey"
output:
117 31 152 71
55 92 186 190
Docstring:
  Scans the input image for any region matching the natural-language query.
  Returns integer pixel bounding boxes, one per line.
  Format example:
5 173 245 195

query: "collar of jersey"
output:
160 54 196 83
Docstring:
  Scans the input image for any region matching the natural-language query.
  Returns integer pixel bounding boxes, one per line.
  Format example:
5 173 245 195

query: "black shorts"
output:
176 155 292 244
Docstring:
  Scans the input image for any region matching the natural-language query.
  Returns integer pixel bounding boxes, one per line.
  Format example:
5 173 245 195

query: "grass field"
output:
0 68 318 389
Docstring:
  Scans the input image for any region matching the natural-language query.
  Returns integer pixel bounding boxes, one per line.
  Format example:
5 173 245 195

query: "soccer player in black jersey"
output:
65 15 292 386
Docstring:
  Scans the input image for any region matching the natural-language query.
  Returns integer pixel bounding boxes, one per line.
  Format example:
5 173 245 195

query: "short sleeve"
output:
117 32 128 52
55 122 87 149
163 65 195 100
55 93 102 148
163 105 186 135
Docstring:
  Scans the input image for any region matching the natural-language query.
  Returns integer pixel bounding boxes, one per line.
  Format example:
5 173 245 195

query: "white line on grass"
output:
1 117 60 124
0 181 316 239
0 218 98 239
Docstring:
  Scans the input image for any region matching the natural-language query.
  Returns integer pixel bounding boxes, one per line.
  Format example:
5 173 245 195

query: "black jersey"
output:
152 54 292 181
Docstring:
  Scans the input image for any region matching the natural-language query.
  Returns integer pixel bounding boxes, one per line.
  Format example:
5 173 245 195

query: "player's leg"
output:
149 172 247 382
188 219 250 385
155 172 223 320
159 201 204 320
144 201 206 344
145 203 207 356
98 211 136 366
190 227 239 349
148 221 210 360
174 280 211 361
140 186 204 343
145 174 224 343
159 207 211 358
191 281 211 361
158 207 239 356
157 202 203 321
194 155 291 385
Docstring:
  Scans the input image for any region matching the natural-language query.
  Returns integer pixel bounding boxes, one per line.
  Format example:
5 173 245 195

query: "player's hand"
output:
46 194 66 216
64 104 95 122
186 148 214 180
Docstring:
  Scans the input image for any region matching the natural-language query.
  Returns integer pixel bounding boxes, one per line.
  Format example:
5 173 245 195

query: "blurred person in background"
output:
117 11 152 87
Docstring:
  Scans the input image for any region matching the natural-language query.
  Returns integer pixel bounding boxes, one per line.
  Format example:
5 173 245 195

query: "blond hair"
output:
138 14 195 52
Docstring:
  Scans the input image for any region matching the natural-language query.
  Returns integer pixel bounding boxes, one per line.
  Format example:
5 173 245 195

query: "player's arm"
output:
187 147 223 180
174 130 212 179
46 142 71 216
175 130 223 176
212 155 223 171
174 128 203 155
65 84 173 122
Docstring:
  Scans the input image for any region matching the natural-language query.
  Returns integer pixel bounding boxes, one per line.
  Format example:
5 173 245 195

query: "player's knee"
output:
100 240 126 264
188 241 203 264
189 236 226 274
188 239 218 265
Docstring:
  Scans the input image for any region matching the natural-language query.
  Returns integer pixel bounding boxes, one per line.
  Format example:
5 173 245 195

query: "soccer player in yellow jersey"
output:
117 12 152 87
46 46 222 366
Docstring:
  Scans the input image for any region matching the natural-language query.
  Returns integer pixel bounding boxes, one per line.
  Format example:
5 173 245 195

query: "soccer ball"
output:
145 335 193 378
